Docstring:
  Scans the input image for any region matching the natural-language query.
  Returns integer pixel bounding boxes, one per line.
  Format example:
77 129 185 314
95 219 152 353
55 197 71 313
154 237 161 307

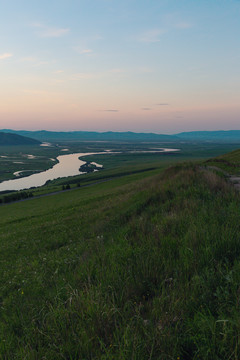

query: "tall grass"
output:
0 165 240 359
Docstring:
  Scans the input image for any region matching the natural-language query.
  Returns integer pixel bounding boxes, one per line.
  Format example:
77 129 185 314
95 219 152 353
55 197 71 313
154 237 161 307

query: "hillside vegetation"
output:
177 130 240 142
1 164 240 359
2 129 240 142
0 132 41 146
0 129 178 142
206 148 240 174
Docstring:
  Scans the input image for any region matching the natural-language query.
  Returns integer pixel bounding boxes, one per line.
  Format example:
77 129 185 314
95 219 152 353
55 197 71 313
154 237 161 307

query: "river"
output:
0 148 180 192
0 152 102 192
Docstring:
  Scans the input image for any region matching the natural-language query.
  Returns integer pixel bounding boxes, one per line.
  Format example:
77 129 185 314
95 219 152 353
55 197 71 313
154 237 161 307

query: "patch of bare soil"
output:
202 166 240 191
229 176 240 191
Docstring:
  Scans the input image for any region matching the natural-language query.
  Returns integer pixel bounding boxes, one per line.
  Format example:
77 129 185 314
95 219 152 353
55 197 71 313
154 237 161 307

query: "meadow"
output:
1 139 240 183
1 145 240 359
205 148 240 174
1 140 240 201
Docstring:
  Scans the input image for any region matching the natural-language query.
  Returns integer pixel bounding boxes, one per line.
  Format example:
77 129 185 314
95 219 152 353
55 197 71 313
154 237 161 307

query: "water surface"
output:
0 152 100 192
0 148 180 192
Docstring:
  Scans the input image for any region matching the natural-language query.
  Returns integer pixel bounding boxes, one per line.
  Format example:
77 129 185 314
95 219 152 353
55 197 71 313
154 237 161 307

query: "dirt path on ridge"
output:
204 165 240 191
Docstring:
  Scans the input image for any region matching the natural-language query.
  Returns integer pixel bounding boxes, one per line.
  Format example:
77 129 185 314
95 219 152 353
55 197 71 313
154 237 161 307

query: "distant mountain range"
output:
177 130 240 141
0 129 178 142
0 132 41 146
1 129 240 143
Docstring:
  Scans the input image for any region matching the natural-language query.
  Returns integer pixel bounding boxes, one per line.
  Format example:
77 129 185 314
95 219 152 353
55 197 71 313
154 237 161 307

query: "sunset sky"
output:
0 0 240 133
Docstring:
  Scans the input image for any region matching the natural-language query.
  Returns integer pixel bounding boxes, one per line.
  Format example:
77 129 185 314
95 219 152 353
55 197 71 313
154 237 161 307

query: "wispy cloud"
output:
31 22 70 38
19 56 36 62
142 108 151 111
32 61 49 67
71 72 99 80
175 22 193 29
103 109 119 112
137 20 192 44
41 28 69 38
156 103 169 106
79 49 93 54
22 89 56 96
31 21 43 28
137 67 154 73
71 69 126 81
53 70 64 74
73 46 95 56
139 29 166 43
19 56 55 68
108 68 125 74
0 53 13 60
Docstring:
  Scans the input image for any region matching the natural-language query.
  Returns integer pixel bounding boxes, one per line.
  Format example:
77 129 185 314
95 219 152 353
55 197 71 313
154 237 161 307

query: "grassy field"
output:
0 144 60 182
1 140 240 183
205 148 240 174
1 140 240 204
1 157 240 359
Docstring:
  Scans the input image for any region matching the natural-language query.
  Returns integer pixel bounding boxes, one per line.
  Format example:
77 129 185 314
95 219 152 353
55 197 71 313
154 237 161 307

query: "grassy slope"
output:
205 148 240 174
0 133 40 146
1 164 240 359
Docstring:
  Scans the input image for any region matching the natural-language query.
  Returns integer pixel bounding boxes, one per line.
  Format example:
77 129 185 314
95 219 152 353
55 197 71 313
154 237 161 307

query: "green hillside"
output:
205 148 240 174
177 130 240 142
2 129 240 142
1 163 240 359
0 132 41 146
217 148 240 165
0 129 178 142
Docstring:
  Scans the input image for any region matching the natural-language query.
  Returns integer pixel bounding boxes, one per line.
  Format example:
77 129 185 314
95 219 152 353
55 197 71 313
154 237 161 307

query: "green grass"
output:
1 140 240 183
0 162 164 203
205 148 240 174
0 144 63 181
1 162 240 359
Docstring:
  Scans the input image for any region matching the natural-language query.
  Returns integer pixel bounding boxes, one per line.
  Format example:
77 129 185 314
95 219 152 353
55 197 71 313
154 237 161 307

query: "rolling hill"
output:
1 129 240 142
205 148 240 174
0 129 178 142
1 156 240 359
0 132 41 146
177 130 240 142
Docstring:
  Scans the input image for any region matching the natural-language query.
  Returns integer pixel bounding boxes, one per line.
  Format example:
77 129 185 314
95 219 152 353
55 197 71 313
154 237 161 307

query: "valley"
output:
1 138 240 359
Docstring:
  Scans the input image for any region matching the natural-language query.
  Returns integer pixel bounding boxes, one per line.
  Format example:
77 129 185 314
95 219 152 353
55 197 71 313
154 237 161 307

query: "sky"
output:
0 0 240 133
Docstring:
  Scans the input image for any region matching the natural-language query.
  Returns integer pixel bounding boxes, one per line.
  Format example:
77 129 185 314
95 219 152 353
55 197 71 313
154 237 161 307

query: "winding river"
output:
0 148 180 192
0 152 102 192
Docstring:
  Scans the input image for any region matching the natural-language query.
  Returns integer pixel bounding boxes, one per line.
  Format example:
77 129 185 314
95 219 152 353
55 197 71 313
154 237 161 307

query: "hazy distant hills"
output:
0 129 178 142
0 132 41 146
1 129 240 143
177 130 240 141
